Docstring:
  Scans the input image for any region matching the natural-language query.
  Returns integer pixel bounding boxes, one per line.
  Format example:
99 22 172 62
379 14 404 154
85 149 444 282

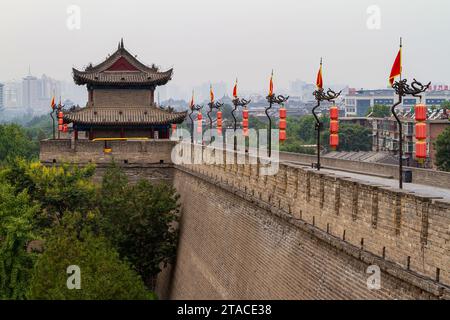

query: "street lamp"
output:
311 88 341 170
207 100 223 143
188 104 203 144
265 94 289 157
231 97 251 151
391 78 430 188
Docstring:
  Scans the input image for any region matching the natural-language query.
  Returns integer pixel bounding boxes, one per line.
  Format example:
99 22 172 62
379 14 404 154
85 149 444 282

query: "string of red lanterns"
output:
414 103 427 161
242 107 249 137
216 110 222 135
329 105 339 150
279 105 286 141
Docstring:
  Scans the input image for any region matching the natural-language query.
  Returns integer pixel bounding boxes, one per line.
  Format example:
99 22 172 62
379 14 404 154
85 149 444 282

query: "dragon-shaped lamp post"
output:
311 88 342 171
188 104 203 144
265 94 289 157
231 97 251 151
391 78 430 189
50 108 56 140
207 100 223 143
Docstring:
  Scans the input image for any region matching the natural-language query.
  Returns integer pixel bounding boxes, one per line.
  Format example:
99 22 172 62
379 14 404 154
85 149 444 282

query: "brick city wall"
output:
39 141 450 299
280 151 450 189
166 146 450 299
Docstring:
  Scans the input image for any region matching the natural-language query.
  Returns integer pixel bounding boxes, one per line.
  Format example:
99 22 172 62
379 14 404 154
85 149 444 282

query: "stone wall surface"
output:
167 146 449 299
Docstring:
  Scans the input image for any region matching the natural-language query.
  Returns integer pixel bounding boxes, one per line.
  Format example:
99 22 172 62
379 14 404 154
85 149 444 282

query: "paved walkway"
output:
320 168 450 202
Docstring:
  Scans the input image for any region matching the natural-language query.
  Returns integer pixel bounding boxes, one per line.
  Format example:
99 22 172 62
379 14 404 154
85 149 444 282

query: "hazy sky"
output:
1 0 449 93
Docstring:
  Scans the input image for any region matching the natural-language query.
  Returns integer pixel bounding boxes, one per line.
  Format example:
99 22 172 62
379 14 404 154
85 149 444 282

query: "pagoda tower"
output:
65 39 186 140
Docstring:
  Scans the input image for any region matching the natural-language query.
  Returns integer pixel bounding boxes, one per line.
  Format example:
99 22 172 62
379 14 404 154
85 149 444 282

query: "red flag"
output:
316 59 323 89
269 70 274 96
210 84 214 103
233 79 238 98
50 96 56 109
389 47 402 86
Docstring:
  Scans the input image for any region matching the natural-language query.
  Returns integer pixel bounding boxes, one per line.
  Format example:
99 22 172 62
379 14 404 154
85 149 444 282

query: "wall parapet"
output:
176 145 450 297
39 139 176 165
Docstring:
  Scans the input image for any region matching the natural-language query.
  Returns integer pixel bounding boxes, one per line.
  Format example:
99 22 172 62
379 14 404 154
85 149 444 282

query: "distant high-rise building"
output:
22 74 40 112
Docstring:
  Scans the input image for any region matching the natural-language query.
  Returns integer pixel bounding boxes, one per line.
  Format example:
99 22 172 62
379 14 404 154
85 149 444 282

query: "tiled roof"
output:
72 69 172 86
64 106 187 126
72 42 172 86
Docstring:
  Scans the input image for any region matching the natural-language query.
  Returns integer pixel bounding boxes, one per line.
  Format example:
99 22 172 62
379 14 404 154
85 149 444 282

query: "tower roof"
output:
72 40 172 87
64 106 187 126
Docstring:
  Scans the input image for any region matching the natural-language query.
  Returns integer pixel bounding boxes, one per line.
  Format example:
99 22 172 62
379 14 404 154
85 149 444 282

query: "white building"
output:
344 88 450 117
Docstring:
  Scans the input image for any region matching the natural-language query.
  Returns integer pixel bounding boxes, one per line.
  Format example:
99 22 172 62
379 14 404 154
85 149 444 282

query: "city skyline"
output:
1 0 449 94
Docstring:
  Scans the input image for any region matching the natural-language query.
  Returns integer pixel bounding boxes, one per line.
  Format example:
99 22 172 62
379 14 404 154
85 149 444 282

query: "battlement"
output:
39 139 176 165
176 145 450 295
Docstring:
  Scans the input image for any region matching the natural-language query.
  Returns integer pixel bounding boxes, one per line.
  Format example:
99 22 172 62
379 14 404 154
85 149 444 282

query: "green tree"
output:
366 104 391 118
0 182 40 299
434 126 450 172
322 124 372 152
28 213 154 300
0 124 37 163
99 166 180 287
298 115 318 144
98 162 130 246
1 160 97 228
248 115 267 130
440 101 450 111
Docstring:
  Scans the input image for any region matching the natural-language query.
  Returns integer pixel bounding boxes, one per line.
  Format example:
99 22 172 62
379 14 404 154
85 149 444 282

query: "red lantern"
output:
243 127 248 137
197 113 202 120
279 108 286 118
217 118 222 127
330 120 339 134
415 141 427 159
197 119 202 133
415 122 427 140
58 124 63 131
279 130 286 141
217 111 222 120
330 134 339 148
58 118 63 125
63 124 68 133
279 119 286 130
171 124 177 135
243 109 249 119
217 127 222 135
329 106 339 120
58 111 63 118
415 104 427 121
243 118 249 128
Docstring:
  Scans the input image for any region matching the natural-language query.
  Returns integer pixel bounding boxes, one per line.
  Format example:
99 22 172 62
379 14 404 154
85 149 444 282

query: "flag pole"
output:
392 37 403 188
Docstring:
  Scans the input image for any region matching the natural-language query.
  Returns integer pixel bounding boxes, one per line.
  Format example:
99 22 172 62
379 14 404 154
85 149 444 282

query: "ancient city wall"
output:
168 146 450 299
39 140 450 299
